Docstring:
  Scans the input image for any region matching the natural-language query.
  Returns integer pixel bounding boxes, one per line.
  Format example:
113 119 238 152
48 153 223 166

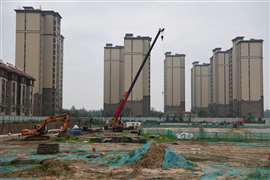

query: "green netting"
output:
196 131 270 141
200 164 241 180
208 141 270 147
162 149 196 170
201 164 270 180
62 149 87 153
107 143 197 170
0 156 17 164
0 178 36 180
142 128 270 141
109 142 151 167
0 164 38 174
242 167 270 179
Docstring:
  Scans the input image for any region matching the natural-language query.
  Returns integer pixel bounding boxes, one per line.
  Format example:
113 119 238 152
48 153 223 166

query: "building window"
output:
2 79 6 105
12 82 16 105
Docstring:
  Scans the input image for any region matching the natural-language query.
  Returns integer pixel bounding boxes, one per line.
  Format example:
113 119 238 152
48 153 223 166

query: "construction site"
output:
1 2 269 180
0 116 270 179
0 27 269 179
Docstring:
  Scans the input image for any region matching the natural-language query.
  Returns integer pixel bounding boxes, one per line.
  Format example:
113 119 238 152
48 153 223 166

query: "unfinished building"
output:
191 62 210 115
164 52 185 115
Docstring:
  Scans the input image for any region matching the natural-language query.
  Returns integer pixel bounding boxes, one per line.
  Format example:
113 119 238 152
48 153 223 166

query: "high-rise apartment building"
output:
15 6 64 116
103 44 124 116
231 37 263 117
123 34 151 116
209 48 231 117
191 62 210 115
164 52 185 114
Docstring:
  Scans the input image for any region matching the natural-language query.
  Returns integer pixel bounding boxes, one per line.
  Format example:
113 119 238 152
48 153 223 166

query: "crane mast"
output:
112 28 165 131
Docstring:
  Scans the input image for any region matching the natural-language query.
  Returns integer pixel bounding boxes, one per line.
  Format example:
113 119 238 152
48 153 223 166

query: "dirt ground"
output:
0 134 270 179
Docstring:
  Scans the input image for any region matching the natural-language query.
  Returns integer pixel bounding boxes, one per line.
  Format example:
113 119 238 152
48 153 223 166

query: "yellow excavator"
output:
21 113 70 140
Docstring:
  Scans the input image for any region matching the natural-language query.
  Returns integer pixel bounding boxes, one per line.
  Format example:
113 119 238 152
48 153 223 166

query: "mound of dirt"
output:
135 143 166 169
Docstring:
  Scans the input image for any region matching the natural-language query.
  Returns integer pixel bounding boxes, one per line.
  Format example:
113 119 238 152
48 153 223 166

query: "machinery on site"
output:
21 113 70 140
111 28 165 131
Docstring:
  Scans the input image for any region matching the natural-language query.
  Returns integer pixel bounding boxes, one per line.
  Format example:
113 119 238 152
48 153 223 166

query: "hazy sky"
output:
1 0 269 111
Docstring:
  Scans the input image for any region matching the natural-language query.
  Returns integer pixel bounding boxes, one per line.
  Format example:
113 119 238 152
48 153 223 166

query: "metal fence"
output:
142 128 270 141
0 116 47 123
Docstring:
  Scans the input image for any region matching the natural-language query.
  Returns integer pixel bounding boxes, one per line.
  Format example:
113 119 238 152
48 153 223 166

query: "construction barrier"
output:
142 128 270 141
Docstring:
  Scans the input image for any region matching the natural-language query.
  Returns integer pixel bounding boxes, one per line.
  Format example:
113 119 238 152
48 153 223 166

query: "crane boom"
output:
112 28 165 131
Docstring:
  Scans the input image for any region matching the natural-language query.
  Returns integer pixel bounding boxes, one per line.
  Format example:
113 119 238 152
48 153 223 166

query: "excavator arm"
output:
21 113 70 138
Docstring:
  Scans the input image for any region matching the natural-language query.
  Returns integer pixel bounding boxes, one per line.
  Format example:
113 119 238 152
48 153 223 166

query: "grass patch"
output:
244 168 270 180
50 136 80 143
142 133 177 143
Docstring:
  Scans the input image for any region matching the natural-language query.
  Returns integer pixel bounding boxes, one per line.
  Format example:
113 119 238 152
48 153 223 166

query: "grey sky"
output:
1 0 269 111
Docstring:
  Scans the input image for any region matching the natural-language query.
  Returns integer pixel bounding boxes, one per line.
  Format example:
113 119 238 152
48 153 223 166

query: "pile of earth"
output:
135 143 166 169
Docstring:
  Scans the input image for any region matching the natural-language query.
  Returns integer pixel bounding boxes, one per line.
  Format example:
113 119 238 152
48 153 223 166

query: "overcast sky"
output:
1 0 269 111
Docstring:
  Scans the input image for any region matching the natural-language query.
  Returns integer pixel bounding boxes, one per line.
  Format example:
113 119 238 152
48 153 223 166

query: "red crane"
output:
111 28 165 131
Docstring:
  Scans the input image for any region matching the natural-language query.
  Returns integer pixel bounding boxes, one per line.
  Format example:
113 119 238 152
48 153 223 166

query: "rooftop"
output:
0 60 35 80
192 61 210 66
165 52 185 57
104 43 124 49
15 6 62 19
124 33 151 40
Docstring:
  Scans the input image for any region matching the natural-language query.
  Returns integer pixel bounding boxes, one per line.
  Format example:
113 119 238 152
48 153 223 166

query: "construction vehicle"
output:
111 28 165 131
21 113 70 140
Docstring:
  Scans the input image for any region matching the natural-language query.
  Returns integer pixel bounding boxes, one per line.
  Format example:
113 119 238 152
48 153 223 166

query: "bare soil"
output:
0 134 270 179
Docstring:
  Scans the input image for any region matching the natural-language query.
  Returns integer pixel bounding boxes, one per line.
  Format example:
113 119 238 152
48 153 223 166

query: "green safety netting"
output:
162 149 196 170
142 129 270 141
109 142 196 170
109 142 151 167
200 164 270 180
200 164 241 180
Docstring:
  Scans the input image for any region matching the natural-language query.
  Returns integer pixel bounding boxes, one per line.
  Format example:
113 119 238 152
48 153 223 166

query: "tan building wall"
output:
15 7 63 115
103 44 124 116
123 34 151 116
209 48 231 117
164 52 185 114
207 36 264 118
231 38 264 117
191 62 210 114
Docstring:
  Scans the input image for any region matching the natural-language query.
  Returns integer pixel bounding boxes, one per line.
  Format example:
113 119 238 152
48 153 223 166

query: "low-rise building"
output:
0 60 34 116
